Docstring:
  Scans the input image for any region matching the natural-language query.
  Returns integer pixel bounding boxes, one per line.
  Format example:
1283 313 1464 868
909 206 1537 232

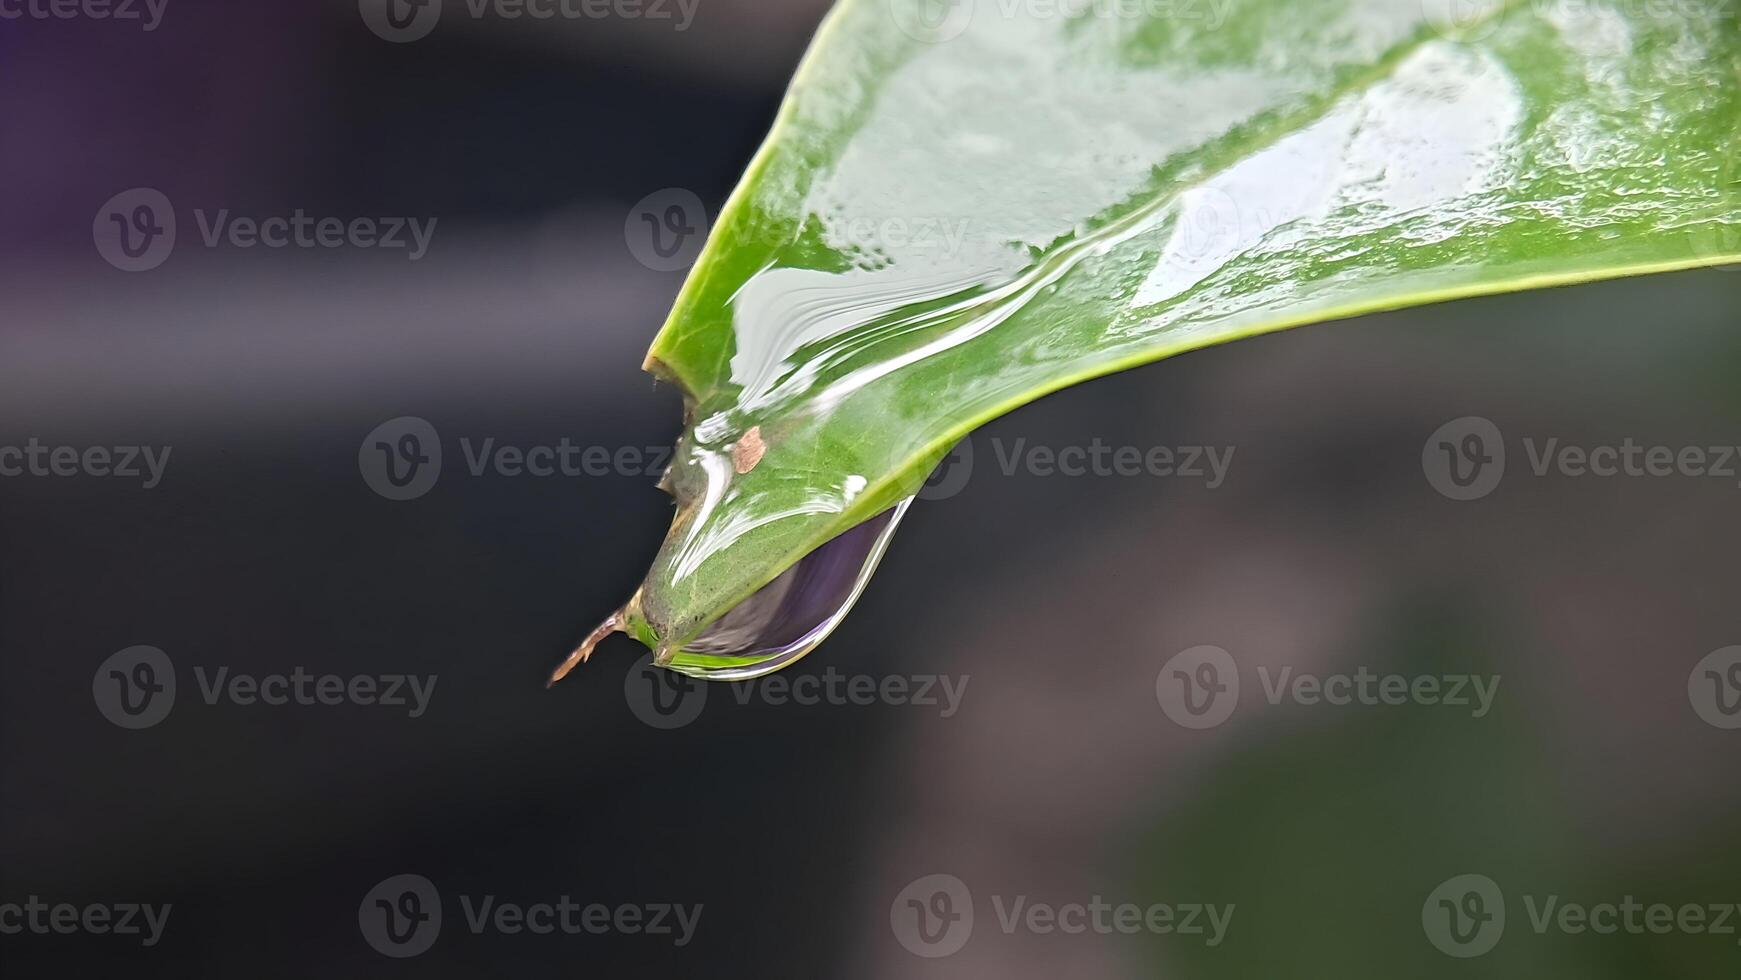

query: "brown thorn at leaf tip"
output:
547 612 624 688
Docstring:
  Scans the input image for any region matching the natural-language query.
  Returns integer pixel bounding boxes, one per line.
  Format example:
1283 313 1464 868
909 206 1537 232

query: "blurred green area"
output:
1136 578 1741 975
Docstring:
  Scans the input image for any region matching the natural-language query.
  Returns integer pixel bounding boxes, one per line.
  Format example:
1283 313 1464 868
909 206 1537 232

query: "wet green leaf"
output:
563 0 1741 680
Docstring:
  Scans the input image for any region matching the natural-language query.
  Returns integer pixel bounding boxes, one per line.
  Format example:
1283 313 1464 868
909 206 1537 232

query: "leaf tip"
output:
546 611 626 688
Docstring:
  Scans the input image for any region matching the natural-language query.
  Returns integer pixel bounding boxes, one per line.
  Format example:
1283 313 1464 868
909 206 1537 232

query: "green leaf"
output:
559 0 1741 681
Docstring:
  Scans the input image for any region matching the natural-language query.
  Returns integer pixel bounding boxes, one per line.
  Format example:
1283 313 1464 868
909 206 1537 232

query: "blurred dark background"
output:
3 1 1740 977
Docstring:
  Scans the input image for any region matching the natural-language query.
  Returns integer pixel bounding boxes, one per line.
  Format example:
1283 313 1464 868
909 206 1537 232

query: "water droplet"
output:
663 498 913 679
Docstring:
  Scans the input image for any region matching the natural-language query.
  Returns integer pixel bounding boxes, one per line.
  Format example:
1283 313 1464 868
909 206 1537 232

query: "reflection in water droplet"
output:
663 498 914 680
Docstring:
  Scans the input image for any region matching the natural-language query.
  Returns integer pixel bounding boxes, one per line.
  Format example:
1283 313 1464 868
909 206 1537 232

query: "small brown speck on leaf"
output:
733 426 766 474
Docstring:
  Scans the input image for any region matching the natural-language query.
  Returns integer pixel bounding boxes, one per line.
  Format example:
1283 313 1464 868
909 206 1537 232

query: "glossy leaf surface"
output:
583 0 1740 678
